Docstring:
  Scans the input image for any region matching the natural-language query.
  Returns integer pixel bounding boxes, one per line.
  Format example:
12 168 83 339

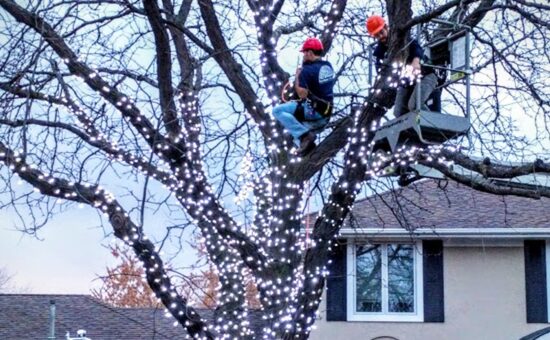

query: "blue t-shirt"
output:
298 60 335 102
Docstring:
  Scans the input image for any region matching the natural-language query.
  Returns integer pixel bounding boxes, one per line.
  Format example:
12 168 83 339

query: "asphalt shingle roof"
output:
0 294 266 340
0 294 185 339
346 179 550 231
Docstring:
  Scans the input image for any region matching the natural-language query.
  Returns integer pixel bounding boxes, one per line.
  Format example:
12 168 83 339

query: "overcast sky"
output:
1 208 114 294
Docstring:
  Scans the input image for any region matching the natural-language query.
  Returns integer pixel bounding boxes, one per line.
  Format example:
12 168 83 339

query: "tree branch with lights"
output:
0 0 548 339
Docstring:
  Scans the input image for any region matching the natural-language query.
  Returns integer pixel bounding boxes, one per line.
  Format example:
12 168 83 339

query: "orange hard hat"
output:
366 15 386 36
300 37 324 52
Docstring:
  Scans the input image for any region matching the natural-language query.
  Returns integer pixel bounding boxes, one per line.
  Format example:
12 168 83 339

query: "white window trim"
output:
347 239 424 322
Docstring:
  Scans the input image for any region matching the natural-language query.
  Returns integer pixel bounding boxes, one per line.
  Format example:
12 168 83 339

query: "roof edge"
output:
339 227 550 238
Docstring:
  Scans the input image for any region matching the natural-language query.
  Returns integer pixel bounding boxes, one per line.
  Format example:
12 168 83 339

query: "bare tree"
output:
0 267 13 293
0 0 548 339
0 266 28 293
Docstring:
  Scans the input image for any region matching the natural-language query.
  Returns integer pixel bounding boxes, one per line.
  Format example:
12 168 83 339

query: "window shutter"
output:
524 240 547 323
423 239 444 322
326 240 347 321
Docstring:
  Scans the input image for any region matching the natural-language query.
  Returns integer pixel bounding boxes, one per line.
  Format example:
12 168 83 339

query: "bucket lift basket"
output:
371 20 473 154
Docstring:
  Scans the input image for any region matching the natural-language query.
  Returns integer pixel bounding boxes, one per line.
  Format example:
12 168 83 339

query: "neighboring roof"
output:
0 294 267 339
0 294 184 339
341 179 550 236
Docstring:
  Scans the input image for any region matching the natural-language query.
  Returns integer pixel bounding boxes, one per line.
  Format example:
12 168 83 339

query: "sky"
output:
0 208 113 294
0 198 201 295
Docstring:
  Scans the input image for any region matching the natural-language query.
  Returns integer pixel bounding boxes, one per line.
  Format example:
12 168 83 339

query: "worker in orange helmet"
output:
272 37 335 156
366 15 438 117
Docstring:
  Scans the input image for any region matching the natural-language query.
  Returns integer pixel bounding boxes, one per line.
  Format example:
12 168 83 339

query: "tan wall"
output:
312 245 548 340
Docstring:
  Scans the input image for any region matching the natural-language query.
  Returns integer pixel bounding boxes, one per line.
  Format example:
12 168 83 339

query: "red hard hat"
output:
366 15 386 36
300 37 324 52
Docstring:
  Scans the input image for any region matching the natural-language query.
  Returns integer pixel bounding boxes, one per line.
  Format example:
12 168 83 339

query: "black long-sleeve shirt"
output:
373 39 432 75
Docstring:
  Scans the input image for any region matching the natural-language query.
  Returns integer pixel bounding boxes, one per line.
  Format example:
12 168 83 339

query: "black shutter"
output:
423 239 444 322
326 240 347 321
525 240 548 323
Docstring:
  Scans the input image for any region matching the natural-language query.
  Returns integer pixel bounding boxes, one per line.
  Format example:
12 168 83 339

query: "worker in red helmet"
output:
272 37 335 156
366 15 438 117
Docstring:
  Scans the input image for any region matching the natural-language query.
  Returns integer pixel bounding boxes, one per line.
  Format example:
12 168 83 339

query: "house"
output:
5 179 550 340
0 294 186 339
313 179 550 340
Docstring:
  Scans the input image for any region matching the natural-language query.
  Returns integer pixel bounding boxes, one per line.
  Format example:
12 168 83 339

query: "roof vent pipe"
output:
48 299 56 340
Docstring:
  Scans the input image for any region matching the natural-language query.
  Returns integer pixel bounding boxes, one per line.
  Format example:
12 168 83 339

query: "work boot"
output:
297 132 316 156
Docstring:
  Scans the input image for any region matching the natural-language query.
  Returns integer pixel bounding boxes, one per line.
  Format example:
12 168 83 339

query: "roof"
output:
0 294 266 339
0 294 185 339
340 179 550 237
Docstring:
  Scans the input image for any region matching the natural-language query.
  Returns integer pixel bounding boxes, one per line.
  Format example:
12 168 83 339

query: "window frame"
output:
347 239 424 322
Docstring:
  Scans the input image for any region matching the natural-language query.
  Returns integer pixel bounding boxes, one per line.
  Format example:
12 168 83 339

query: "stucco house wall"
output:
312 244 548 340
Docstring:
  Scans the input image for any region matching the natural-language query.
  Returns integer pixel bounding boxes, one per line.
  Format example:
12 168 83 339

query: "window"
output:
347 240 424 322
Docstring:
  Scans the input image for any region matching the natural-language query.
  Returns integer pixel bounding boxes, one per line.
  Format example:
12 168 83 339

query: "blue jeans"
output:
272 101 328 143
394 73 438 117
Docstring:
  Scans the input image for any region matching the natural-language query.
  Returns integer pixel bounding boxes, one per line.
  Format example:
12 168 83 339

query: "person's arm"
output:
375 57 384 71
294 67 309 99
409 40 423 73
373 44 384 72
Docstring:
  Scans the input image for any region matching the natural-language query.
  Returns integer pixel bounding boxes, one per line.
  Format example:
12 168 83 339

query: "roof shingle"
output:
0 294 185 339
0 294 266 339
346 179 550 231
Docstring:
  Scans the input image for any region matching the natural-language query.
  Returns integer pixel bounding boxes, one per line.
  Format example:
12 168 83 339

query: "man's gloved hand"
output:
410 58 421 75
400 59 422 86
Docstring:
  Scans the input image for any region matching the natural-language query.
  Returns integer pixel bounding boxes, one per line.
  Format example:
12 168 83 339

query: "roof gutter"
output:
338 228 550 239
